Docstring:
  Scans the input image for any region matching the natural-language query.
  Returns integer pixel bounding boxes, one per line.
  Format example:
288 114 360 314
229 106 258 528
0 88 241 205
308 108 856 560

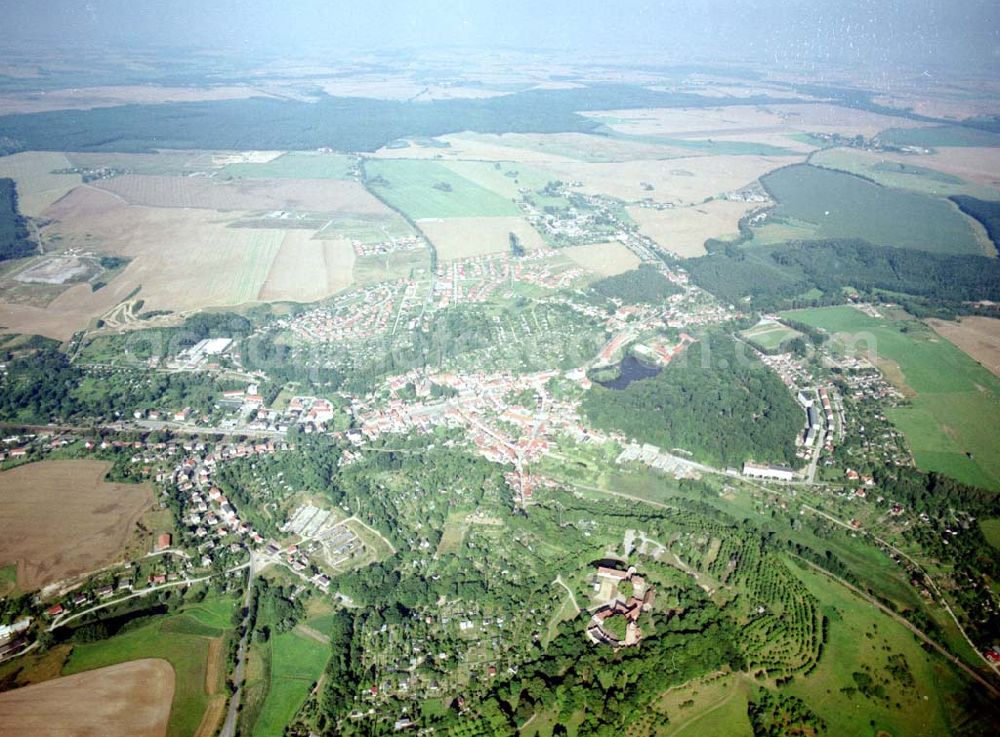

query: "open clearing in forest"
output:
0 658 174 737
418 216 546 260
560 241 640 277
783 306 1000 489
757 165 990 256
926 316 1000 378
0 460 153 590
628 200 757 257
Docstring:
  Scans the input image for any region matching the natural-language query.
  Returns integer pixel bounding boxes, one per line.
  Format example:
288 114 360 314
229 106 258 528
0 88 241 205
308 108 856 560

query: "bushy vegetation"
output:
0 178 33 261
582 332 802 467
589 264 682 304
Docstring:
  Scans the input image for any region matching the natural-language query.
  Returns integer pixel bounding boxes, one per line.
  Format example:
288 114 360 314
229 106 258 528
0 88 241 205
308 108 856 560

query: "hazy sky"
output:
2 0 999 71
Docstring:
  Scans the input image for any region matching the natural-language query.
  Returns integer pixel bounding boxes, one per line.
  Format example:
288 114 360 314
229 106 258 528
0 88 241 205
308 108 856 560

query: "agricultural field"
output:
782 305 1000 489
64 600 235 737
0 83 280 114
628 200 757 257
94 174 388 214
584 102 931 142
220 150 356 180
879 125 1000 149
809 147 998 199
0 150 81 216
315 212 415 243
434 131 696 163
540 154 795 206
560 241 640 277
739 319 804 352
439 159 571 210
756 164 990 255
926 316 1000 377
353 248 431 286
0 658 173 737
0 460 153 590
418 216 546 260
257 232 355 302
364 159 522 219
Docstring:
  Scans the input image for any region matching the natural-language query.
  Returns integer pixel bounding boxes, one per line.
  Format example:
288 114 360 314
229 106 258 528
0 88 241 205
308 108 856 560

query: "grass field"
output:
0 150 80 216
879 126 1000 148
740 320 803 352
257 232 355 302
782 305 1000 489
809 148 998 199
221 151 355 179
0 659 173 737
980 518 1000 549
783 560 973 737
251 628 330 737
353 248 431 286
0 460 153 590
315 213 414 243
63 600 235 737
658 675 752 737
926 316 1000 378
757 165 988 255
365 159 522 219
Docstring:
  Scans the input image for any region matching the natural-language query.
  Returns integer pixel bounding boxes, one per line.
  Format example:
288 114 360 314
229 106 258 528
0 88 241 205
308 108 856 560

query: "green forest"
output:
589 264 682 304
0 85 798 154
687 239 1000 311
581 332 803 467
0 178 33 261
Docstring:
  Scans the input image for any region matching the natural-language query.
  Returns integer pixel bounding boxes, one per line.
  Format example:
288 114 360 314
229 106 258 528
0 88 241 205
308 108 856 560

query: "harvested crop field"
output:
0 151 81 216
0 84 278 114
0 460 153 590
927 316 1000 377
418 216 546 260
541 155 795 205
258 233 356 301
0 658 173 737
587 103 930 140
628 200 757 257
94 174 391 214
438 131 694 163
560 242 640 276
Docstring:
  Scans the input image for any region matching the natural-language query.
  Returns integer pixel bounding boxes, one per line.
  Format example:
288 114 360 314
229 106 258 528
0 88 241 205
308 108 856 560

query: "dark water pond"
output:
594 355 661 390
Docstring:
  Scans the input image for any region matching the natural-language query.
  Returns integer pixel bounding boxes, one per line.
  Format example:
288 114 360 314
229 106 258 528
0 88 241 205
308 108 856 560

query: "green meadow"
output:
63 596 237 737
364 159 522 219
757 165 987 256
782 305 1000 489
879 126 1000 149
251 627 331 737
782 560 975 737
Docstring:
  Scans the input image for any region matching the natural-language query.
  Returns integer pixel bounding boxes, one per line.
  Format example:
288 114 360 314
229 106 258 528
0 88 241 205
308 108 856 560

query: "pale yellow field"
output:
0 187 291 339
0 151 81 216
588 103 930 140
0 659 174 737
0 84 279 114
542 155 795 205
94 174 391 213
560 241 640 277
418 216 547 260
258 233 356 301
628 200 757 257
